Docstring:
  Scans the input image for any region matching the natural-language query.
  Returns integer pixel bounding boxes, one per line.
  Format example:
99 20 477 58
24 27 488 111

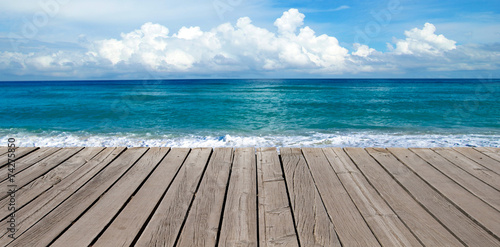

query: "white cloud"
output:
175 27 203 40
353 43 377 57
0 9 499 79
392 23 457 56
90 9 349 73
274 8 305 35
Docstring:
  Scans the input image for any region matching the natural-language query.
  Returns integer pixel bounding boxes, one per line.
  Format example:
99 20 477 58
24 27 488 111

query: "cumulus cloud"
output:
352 43 377 58
390 23 457 56
274 8 305 35
90 9 349 73
0 9 499 78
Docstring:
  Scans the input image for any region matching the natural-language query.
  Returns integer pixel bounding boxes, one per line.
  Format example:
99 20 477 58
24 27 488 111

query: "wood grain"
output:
344 147 463 246
302 147 379 246
414 148 500 210
0 147 60 183
0 147 83 200
453 147 500 175
0 147 38 168
324 147 422 247
281 147 341 247
219 148 258 247
176 147 233 247
402 148 500 239
0 147 125 242
51 147 171 247
0 147 103 220
257 147 299 247
93 148 192 247
474 147 500 162
6 147 147 247
135 148 212 247
1 147 498 246
433 147 500 190
382 148 500 246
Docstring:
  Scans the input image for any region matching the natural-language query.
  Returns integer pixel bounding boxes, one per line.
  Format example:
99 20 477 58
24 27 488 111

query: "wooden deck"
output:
1 147 500 246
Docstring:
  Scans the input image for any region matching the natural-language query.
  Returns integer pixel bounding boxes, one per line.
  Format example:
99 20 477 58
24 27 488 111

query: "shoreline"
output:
2 132 499 148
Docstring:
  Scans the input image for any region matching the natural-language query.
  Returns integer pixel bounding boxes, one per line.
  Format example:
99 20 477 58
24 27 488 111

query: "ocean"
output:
1 79 499 147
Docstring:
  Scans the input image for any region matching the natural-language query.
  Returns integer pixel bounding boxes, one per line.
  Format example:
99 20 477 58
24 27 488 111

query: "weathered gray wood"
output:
0 147 8 155
256 147 299 247
484 147 500 153
398 148 500 239
414 148 500 210
6 147 147 247
0 147 125 242
280 148 341 247
0 147 59 183
3 146 500 246
135 147 212 247
51 147 171 246
302 148 379 246
453 147 500 175
219 148 258 247
433 148 500 190
93 148 193 247
0 147 83 200
474 147 500 163
0 147 103 220
324 147 422 246
380 148 500 246
344 147 463 246
175 147 233 247
0 147 38 168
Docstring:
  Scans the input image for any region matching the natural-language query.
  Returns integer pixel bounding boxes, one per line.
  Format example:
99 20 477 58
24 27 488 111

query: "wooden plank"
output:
453 147 500 175
378 148 500 246
412 148 500 211
433 148 500 190
0 147 37 158
0 147 57 182
280 148 341 247
418 148 500 210
324 148 422 246
175 147 233 247
256 147 299 247
51 147 171 246
0 147 83 200
219 148 258 247
484 147 500 153
393 148 500 239
0 147 104 220
475 147 500 163
301 147 378 246
0 147 125 241
6 147 147 247
344 147 463 246
0 147 38 168
135 148 212 247
95 148 207 247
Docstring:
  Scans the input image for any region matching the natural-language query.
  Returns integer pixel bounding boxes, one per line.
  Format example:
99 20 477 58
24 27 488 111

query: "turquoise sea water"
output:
0 79 499 147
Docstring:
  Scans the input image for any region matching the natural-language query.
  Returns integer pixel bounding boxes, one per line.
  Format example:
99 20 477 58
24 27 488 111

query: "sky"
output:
0 0 499 80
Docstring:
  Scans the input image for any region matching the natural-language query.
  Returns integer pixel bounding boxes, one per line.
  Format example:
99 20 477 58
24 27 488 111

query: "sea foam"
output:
1 131 499 148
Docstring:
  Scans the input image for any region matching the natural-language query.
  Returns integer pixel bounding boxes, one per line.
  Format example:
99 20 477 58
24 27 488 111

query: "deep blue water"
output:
0 79 499 147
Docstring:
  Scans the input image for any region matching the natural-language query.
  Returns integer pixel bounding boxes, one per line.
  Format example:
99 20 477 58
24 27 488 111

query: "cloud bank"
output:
1 9 499 79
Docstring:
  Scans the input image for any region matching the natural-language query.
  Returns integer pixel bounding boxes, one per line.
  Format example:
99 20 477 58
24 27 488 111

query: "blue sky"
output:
0 0 499 80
